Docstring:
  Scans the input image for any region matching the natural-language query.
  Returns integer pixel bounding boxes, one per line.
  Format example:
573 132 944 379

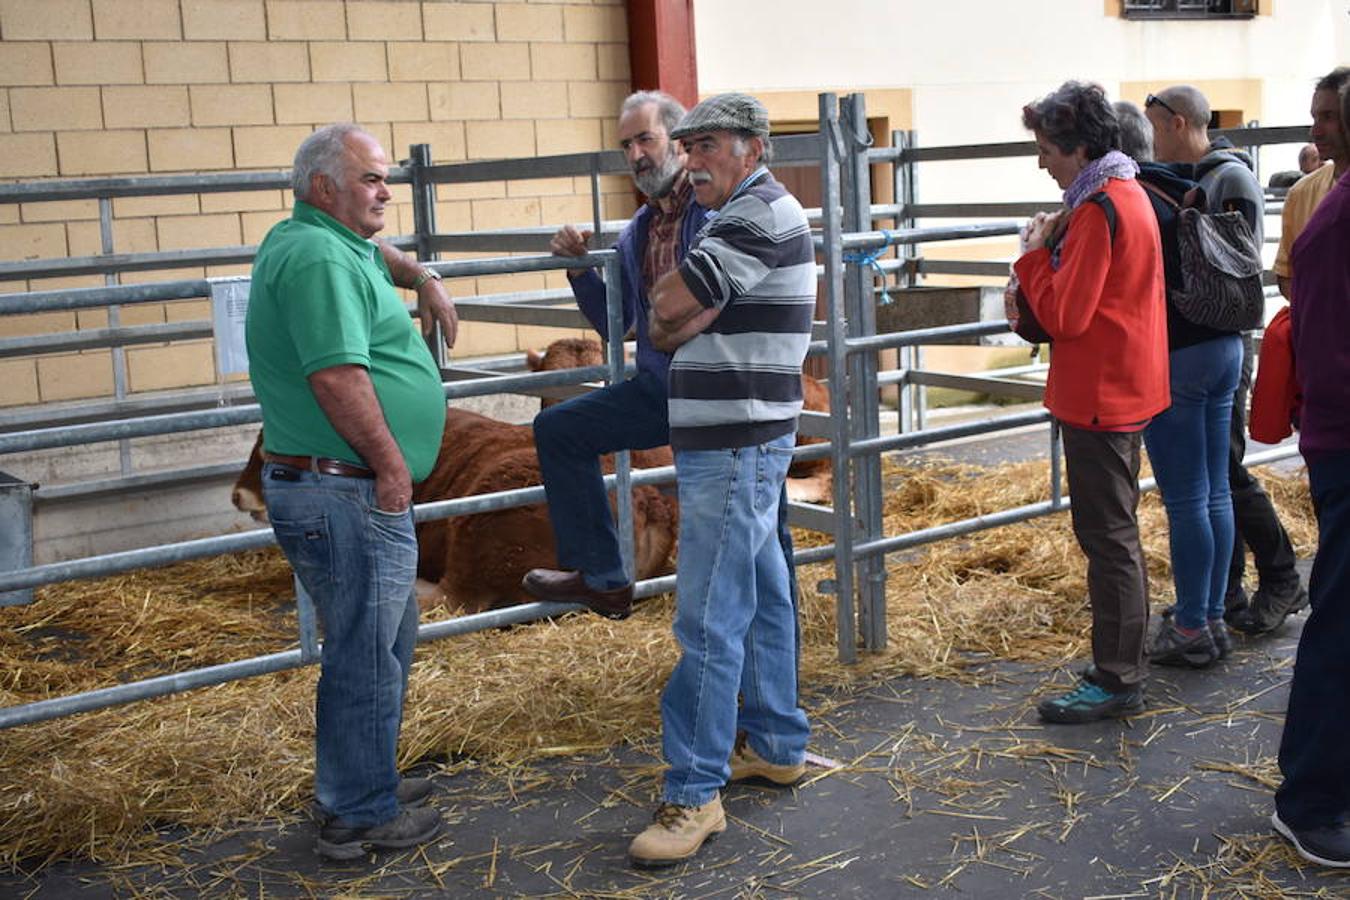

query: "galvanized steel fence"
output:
0 94 1306 727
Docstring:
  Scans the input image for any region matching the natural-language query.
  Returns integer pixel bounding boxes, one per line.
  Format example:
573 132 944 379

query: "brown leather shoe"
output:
521 568 633 620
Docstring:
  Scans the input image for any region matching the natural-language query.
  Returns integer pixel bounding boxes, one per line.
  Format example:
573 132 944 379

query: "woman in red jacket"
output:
1013 81 1170 724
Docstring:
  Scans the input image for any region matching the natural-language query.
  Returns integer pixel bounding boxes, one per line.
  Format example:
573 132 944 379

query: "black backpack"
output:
1013 192 1117 345
1138 180 1264 332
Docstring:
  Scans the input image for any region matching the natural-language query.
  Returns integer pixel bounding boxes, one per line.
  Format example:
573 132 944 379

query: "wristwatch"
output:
412 267 442 290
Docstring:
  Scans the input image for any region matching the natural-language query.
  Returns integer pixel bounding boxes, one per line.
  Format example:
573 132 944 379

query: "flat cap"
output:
669 92 770 140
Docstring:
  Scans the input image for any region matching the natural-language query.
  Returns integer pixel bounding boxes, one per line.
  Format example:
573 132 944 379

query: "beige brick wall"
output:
0 0 633 407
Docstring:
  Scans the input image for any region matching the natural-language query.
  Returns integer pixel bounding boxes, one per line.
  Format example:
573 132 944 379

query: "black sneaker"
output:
1037 677 1144 724
1208 619 1233 660
1231 580 1309 635
396 776 434 808
1272 811 1350 868
310 777 434 820
317 806 442 861
1221 585 1250 626
1150 623 1218 668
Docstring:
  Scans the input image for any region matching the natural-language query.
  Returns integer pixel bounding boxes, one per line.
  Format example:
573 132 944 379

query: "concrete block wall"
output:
0 0 637 408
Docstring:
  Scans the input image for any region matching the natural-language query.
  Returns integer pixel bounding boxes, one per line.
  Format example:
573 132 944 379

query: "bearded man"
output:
522 91 710 615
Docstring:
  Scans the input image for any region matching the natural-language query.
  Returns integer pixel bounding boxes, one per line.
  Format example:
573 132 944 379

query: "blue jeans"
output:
1276 450 1350 828
661 433 810 806
533 369 671 589
262 463 419 828
1144 335 1242 630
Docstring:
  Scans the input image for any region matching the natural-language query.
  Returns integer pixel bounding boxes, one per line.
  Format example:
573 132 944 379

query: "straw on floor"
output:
0 458 1316 872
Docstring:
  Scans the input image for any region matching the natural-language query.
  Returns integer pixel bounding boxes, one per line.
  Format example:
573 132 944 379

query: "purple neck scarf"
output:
1063 150 1138 210
1050 150 1138 268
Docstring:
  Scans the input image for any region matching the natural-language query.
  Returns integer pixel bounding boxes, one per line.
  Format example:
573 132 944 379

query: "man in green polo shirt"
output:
246 123 452 861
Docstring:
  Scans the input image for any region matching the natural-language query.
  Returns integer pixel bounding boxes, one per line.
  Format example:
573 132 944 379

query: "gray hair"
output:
1154 85 1211 131
1022 81 1119 160
1114 101 1154 162
730 133 775 165
291 123 368 201
620 90 685 136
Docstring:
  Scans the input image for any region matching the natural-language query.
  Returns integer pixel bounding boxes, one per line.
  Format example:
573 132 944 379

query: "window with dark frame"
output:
1122 0 1257 19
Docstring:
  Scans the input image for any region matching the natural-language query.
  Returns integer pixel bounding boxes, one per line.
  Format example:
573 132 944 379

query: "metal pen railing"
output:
0 93 1311 718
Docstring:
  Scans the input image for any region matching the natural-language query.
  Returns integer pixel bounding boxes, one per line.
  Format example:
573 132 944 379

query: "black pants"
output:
1275 450 1350 828
1228 335 1299 595
1061 424 1150 693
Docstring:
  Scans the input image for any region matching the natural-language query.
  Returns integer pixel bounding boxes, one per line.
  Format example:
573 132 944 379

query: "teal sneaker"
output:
1037 677 1143 724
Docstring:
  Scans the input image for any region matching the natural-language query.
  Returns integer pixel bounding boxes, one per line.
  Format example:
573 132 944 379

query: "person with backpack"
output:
1116 101 1244 668
1013 82 1169 724
1146 86 1309 637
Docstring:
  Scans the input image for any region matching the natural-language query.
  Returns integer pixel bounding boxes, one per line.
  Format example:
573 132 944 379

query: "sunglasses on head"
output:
1145 93 1181 117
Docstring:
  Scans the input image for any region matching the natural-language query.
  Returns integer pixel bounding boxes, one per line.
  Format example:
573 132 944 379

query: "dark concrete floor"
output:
7 595 1346 899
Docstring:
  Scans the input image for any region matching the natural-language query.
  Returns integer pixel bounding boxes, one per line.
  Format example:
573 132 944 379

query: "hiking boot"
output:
1208 619 1233 661
310 777 434 821
627 796 726 868
1150 623 1219 668
1230 579 1308 636
728 733 805 786
1037 677 1144 724
317 806 442 861
1272 811 1350 868
1221 586 1250 626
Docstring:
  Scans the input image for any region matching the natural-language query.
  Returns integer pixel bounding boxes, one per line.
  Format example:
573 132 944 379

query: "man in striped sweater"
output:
626 93 817 868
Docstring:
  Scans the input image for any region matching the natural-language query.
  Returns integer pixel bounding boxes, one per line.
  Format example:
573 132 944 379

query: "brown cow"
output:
789 374 833 503
230 409 678 614
413 408 676 613
231 338 829 610
524 337 607 410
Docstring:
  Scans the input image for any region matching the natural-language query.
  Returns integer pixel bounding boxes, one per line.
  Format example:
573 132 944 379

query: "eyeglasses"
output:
1145 93 1180 117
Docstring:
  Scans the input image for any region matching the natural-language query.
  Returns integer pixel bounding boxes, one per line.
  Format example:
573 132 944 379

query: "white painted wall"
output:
695 1 1348 202
693 1 1346 373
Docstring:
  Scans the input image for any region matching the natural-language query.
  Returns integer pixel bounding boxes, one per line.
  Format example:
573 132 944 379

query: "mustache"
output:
688 171 712 185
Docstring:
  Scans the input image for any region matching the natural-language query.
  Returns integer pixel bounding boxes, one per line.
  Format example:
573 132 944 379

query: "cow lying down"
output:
233 339 831 615
231 410 677 615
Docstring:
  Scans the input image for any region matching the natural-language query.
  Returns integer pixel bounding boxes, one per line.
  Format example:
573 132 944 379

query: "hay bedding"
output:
0 459 1316 872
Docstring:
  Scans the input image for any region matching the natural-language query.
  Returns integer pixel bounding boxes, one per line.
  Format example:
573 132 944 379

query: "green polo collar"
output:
292 200 379 262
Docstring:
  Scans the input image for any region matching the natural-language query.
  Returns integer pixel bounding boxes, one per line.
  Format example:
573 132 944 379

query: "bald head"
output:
1298 143 1321 174
1146 85 1213 164
1154 86 1211 130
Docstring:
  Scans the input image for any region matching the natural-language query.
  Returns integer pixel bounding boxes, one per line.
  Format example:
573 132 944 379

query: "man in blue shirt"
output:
522 91 709 616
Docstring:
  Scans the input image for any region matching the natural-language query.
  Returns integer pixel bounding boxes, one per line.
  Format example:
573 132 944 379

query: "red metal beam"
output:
625 0 698 107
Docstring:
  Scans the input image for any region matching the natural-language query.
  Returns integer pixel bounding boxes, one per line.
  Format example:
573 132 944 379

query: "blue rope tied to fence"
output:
842 229 899 305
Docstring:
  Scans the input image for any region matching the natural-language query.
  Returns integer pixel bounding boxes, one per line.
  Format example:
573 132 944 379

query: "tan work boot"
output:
627 796 726 868
728 734 805 785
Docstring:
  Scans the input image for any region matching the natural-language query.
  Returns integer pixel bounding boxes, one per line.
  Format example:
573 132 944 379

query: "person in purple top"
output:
1270 83 1350 870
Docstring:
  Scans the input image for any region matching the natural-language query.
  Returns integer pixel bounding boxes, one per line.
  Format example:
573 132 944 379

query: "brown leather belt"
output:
264 452 375 480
